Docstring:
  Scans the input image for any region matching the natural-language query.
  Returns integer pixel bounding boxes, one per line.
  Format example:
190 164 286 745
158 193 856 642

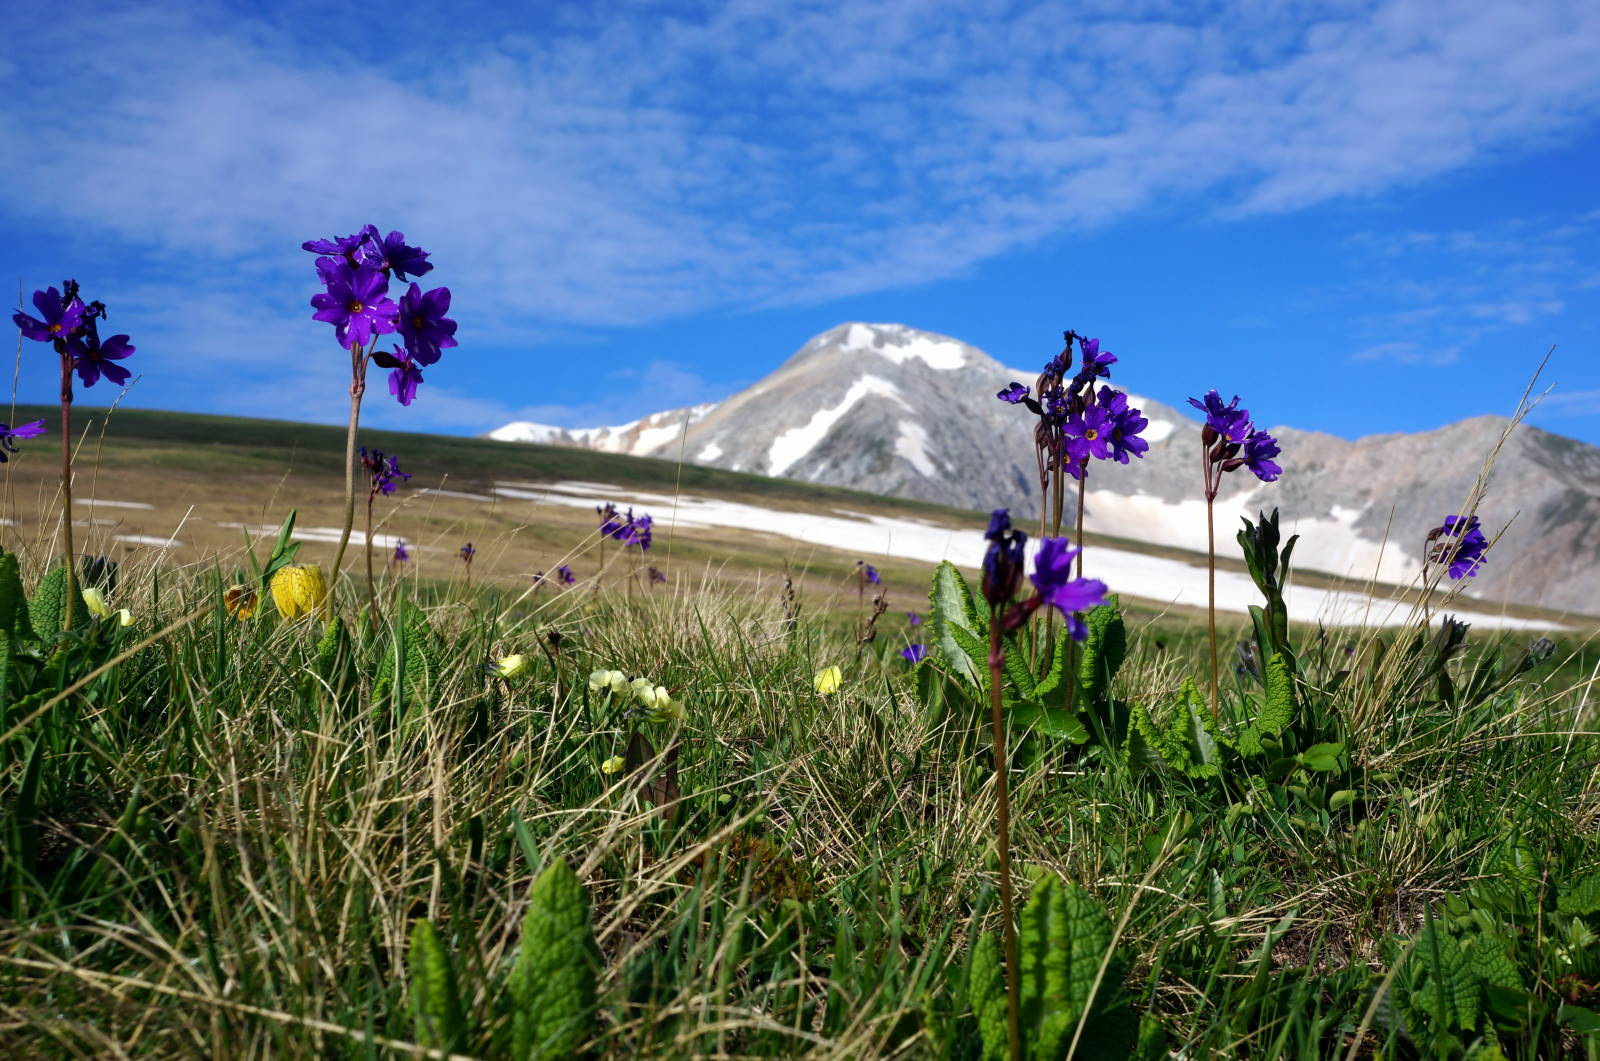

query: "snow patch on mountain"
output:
768 375 907 476
848 322 967 370
894 420 937 477
487 421 569 444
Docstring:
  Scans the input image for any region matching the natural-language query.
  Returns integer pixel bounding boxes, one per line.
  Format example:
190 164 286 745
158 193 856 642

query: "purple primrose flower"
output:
1430 514 1489 579
392 540 410 563
362 226 433 281
310 261 398 349
0 419 47 462
1243 430 1282 482
557 564 576 585
360 447 410 496
649 566 667 583
905 611 922 626
385 352 424 406
1098 387 1150 464
13 286 85 344
396 283 456 365
1064 403 1114 466
1188 390 1252 443
68 318 135 388
901 643 928 663
459 542 475 563
1072 336 1116 384
997 382 1030 404
982 508 1028 605
860 562 881 585
1029 537 1110 641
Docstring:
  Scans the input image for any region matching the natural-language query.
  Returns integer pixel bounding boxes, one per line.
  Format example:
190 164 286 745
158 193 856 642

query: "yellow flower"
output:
588 669 628 695
269 564 329 622
600 755 625 775
629 676 656 703
636 683 685 722
489 654 527 679
115 608 133 627
82 586 112 619
812 665 843 695
223 584 259 620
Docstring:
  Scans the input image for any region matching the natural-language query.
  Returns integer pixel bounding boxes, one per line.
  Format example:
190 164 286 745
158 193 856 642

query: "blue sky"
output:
4 0 1598 445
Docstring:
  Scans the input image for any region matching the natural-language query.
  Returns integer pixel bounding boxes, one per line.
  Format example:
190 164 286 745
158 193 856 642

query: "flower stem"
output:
987 608 1022 1061
58 352 76 631
1206 492 1220 725
1075 461 1087 578
328 344 367 590
364 492 378 627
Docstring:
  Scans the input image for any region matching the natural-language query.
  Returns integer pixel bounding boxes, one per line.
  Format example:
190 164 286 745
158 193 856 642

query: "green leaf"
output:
511 858 600 1061
1075 596 1126 707
929 562 984 686
408 919 466 1052
967 933 1010 1061
1017 877 1138 1061
0 552 33 640
1011 700 1090 743
375 605 441 721
1297 742 1344 773
1002 640 1036 701
27 566 88 635
259 509 302 589
1556 870 1600 917
1559 1004 1600 1035
1257 653 1295 737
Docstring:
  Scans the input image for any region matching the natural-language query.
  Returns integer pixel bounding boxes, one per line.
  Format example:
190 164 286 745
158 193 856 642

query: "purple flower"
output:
380 355 419 408
557 565 576 585
459 542 475 563
597 502 624 538
1188 390 1252 443
392 540 410 563
622 513 653 551
649 566 667 583
310 261 398 349
302 230 376 265
396 283 457 366
1029 537 1109 641
982 508 1027 605
1429 514 1489 579
997 382 1030 404
1098 387 1150 464
1243 430 1281 482
1072 337 1116 384
361 226 433 281
901 643 928 663
13 286 85 344
0 419 46 463
860 562 881 585
67 319 135 388
1063 403 1114 465
361 447 410 496
905 611 922 626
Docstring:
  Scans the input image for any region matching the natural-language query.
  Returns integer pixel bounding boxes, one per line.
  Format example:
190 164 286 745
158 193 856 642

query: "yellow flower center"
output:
412 315 425 329
1083 428 1098 441
349 300 364 313
48 322 62 333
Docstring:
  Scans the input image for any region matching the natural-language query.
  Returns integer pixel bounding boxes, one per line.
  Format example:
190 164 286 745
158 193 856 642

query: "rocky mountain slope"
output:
490 323 1600 615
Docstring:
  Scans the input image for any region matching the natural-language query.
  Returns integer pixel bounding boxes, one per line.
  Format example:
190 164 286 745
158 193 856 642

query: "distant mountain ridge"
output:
490 322 1600 616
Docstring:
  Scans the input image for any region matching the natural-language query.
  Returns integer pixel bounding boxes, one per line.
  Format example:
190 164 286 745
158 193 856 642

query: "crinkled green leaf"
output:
1075 596 1126 707
28 566 88 636
967 933 1009 1061
1011 699 1090 743
512 858 599 1061
930 562 985 686
408 919 465 1052
0 552 33 641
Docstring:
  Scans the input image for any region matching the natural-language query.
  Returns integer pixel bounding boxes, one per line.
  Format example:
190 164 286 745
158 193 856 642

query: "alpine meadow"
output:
1 221 1597 1061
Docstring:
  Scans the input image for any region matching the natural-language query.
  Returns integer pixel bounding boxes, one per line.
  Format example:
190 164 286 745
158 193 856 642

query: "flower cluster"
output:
596 503 654 551
588 669 685 722
392 541 410 563
1427 514 1489 579
982 509 1108 640
1188 390 1281 495
303 226 456 406
996 332 1149 481
360 447 410 496
14 281 136 389
858 562 881 586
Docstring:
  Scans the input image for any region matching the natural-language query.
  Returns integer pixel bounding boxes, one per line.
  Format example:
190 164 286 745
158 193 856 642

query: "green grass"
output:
1 525 1597 1058
1 406 1598 1059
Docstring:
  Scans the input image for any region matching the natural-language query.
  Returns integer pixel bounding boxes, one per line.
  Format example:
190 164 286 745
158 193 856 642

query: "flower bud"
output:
980 509 1027 606
269 564 329 622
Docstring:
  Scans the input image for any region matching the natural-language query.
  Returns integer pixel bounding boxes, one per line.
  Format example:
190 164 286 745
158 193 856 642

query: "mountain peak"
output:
788 322 976 374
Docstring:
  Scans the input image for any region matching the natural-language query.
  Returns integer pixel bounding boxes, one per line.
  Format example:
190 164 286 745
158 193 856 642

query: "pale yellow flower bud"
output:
601 755 625 775
82 586 112 619
115 608 133 627
269 564 329 622
813 665 843 695
490 654 526 679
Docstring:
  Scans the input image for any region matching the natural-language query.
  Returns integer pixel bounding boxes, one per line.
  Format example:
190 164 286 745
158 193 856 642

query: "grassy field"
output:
1 406 1598 1059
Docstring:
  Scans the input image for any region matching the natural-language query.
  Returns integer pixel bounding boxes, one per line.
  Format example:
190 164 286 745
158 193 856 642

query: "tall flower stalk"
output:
1188 390 1281 721
997 332 1146 663
14 282 133 630
979 510 1108 1061
302 227 455 592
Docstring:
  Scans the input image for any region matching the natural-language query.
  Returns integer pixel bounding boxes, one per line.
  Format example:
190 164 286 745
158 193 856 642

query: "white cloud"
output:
5 0 1600 327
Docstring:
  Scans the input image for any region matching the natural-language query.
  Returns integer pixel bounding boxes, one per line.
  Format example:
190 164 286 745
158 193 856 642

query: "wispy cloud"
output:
1351 340 1462 366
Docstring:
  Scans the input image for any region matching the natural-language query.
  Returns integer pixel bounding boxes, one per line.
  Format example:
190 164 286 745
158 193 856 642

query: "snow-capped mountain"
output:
491 322 1600 616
